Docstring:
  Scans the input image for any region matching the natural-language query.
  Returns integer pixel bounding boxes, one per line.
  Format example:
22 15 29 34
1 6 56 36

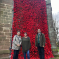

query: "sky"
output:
51 0 59 34
51 0 59 14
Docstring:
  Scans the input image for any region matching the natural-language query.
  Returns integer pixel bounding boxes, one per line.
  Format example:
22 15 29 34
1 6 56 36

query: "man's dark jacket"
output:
35 33 46 47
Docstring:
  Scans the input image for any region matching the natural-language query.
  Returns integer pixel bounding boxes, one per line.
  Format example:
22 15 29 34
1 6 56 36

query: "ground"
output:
0 57 59 59
51 57 59 59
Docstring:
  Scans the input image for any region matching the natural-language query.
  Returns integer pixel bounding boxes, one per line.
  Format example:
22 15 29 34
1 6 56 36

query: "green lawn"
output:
50 57 59 59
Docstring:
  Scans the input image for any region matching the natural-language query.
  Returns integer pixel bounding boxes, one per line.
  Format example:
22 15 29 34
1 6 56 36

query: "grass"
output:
50 57 59 59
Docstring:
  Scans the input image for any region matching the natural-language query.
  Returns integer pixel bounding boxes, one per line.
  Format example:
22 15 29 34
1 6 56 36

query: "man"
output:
12 31 21 59
35 29 45 59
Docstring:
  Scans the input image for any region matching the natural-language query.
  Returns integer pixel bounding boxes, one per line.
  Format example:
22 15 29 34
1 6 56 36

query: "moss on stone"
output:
0 50 10 54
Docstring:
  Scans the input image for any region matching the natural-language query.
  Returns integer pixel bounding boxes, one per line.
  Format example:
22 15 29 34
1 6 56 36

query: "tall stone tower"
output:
0 0 13 53
46 0 57 49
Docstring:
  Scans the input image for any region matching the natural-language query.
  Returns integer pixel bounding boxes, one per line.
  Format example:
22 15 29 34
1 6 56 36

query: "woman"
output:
22 32 31 59
12 31 22 59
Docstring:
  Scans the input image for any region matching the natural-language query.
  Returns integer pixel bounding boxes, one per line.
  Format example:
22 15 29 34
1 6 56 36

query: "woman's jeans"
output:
24 50 30 59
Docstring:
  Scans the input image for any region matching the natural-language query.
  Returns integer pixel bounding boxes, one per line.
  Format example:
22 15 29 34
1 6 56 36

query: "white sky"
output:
51 0 59 14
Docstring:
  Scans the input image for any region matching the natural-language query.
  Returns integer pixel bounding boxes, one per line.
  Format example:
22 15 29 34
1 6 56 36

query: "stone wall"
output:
0 2 13 50
0 0 13 5
46 0 57 48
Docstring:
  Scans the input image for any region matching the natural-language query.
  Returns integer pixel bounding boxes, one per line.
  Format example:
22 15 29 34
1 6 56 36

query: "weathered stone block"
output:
6 36 11 38
4 19 12 24
0 46 3 50
4 24 11 27
4 30 10 32
0 0 13 5
3 20 10 24
0 39 2 41
0 11 3 15
0 3 6 8
8 20 12 24
8 13 12 15
7 6 12 9
0 32 4 36
8 15 12 18
0 50 10 54
0 19 3 23
3 27 10 30
0 35 6 39
0 24 4 27
3 12 7 14
0 8 5 11
5 42 10 45
2 15 8 18
0 27 3 31
5 9 10 12
5 33 11 36
3 46 10 49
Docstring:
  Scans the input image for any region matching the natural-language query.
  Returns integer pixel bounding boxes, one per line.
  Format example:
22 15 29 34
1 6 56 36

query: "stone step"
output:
0 57 9 59
0 50 10 54
0 53 10 59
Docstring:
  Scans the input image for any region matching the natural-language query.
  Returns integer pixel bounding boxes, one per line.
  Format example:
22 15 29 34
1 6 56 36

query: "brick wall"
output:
0 3 13 50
